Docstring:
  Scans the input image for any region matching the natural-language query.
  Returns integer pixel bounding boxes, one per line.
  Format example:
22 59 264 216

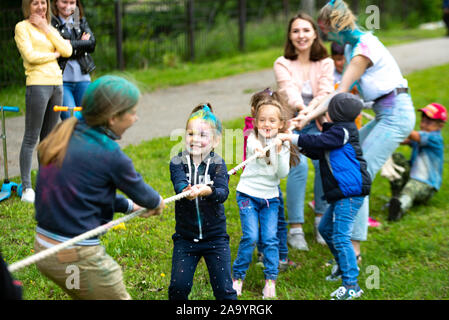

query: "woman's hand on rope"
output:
138 196 165 217
290 112 310 131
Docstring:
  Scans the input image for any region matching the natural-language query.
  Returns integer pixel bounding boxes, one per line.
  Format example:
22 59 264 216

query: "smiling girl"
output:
232 95 291 299
51 0 96 120
169 104 237 300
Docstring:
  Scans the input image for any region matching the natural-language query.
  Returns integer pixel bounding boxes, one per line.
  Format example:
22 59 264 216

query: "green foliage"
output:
1 63 449 300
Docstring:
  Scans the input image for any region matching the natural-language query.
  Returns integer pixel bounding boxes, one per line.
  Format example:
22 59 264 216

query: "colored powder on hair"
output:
188 106 222 134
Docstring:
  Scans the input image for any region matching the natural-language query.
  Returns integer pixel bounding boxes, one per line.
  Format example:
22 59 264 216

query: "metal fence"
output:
0 0 441 88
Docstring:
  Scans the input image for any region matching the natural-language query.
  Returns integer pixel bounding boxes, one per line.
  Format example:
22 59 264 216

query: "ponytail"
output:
38 117 78 167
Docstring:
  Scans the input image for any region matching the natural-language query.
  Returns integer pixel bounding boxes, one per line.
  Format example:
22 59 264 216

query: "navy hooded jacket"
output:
35 121 161 243
295 122 371 202
170 151 230 241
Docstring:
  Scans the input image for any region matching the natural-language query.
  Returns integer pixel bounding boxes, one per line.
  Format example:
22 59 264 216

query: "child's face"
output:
108 107 138 138
332 54 345 74
420 114 444 132
186 119 219 158
256 104 284 139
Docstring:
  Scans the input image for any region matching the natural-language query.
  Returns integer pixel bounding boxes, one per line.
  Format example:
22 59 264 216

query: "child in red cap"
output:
387 103 447 221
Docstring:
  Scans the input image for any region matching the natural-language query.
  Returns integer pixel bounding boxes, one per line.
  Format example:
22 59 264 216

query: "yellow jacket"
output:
14 20 72 86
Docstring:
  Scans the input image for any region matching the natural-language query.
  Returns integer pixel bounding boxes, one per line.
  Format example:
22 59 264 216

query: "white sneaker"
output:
232 279 243 296
21 188 35 203
262 279 276 299
315 217 326 245
287 228 309 251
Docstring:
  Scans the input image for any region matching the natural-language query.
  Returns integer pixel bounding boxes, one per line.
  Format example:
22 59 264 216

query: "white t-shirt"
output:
345 32 408 101
237 133 290 199
301 80 314 107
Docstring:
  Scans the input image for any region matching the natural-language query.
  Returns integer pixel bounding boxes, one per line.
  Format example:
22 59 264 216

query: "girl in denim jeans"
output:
232 95 291 299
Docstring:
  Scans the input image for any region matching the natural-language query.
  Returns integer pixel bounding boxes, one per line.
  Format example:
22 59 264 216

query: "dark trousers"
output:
444 12 449 35
169 234 237 300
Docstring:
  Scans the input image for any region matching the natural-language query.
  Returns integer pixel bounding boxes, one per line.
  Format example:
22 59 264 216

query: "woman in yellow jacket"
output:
14 0 72 203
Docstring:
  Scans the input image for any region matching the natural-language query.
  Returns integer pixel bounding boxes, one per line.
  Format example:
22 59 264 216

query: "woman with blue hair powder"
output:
33 75 165 299
291 0 416 298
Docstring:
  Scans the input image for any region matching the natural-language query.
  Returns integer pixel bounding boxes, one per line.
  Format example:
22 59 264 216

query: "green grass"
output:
1 63 449 300
1 26 446 118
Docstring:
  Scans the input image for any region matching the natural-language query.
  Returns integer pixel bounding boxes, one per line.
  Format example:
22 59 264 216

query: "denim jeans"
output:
352 93 415 241
233 192 280 280
318 196 365 287
61 81 90 120
169 234 237 300
257 187 288 260
286 122 329 224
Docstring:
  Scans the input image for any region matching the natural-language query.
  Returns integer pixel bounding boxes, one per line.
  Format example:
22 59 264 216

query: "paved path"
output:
2 37 449 178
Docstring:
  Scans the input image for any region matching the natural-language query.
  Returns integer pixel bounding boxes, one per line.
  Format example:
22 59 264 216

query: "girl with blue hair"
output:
33 75 165 299
292 0 416 299
168 104 237 300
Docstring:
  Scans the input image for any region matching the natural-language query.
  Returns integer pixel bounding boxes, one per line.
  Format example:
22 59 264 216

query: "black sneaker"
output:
388 197 403 221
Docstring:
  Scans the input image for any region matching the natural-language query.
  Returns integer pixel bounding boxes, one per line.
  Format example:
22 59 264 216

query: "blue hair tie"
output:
329 0 336 7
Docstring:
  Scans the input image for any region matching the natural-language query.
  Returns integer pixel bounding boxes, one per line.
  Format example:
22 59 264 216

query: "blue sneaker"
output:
330 285 363 300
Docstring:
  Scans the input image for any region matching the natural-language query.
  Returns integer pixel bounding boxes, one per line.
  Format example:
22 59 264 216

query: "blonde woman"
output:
14 0 73 203
292 0 415 268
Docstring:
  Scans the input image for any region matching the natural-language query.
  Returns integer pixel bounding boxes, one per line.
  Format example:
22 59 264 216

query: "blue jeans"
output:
233 192 280 280
257 187 288 260
318 196 365 287
61 81 90 120
169 234 237 300
352 93 415 241
286 122 329 224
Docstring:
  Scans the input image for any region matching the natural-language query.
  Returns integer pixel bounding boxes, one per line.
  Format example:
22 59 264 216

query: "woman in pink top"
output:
274 12 334 251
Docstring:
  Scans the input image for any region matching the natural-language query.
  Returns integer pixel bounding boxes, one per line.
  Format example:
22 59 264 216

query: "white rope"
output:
8 140 280 273
7 190 191 273
227 142 274 176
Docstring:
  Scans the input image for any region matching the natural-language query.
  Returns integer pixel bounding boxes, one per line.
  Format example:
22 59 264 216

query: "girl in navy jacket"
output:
168 104 237 300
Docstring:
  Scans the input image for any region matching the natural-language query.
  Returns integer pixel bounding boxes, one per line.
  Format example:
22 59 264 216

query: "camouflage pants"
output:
34 237 131 300
390 153 436 211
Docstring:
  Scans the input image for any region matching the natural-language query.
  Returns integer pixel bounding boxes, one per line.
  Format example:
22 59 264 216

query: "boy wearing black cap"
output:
278 93 371 300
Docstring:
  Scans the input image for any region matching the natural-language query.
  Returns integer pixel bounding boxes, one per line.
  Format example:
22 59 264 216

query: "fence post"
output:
300 0 316 17
283 0 290 19
114 0 124 70
186 0 195 61
238 0 246 52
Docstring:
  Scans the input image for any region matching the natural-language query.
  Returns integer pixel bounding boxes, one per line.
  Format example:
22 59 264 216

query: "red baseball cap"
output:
419 103 447 122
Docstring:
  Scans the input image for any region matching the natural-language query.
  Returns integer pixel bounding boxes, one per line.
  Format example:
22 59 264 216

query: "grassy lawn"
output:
1 63 448 300
1 27 446 118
